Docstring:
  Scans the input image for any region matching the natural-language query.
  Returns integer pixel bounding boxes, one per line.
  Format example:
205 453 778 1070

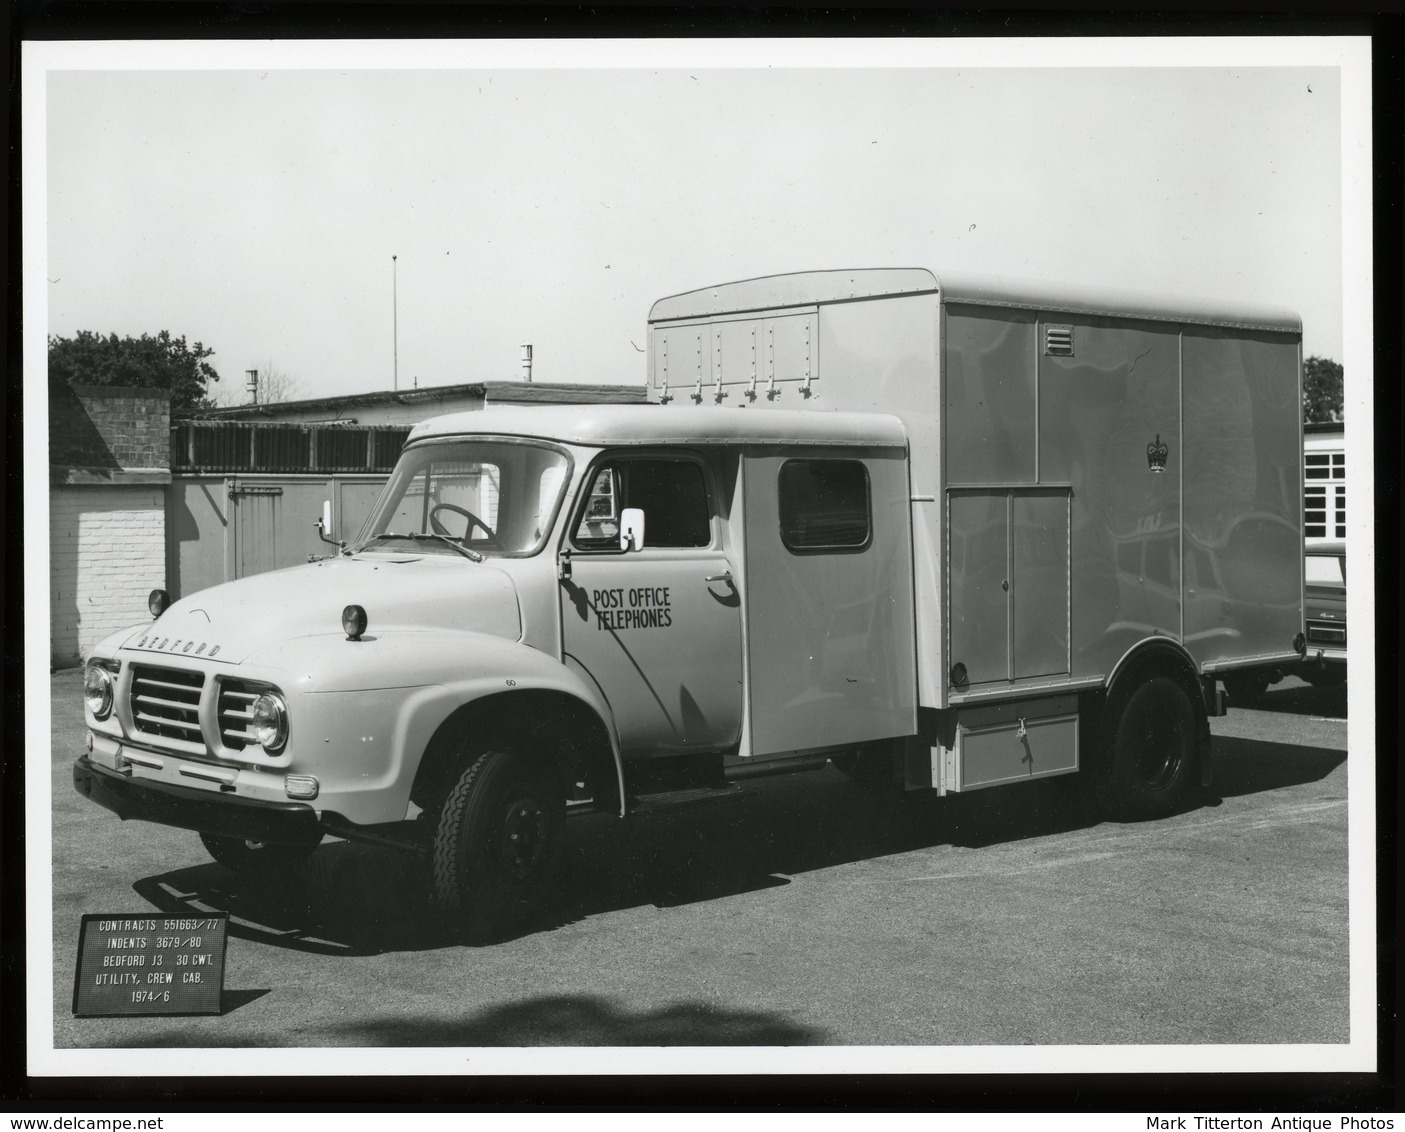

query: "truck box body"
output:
648 269 1304 715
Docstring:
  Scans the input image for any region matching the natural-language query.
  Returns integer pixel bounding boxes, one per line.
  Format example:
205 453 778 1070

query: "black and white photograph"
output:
18 32 1379 1088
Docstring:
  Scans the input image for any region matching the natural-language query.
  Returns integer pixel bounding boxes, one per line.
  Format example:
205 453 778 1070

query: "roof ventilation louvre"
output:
1044 325 1074 356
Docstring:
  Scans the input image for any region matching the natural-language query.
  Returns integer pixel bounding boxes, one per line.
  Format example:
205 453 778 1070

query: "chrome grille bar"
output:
217 679 264 751
128 665 205 746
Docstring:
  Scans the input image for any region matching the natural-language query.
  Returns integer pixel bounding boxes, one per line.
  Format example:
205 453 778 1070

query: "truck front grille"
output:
129 665 205 744
217 680 261 751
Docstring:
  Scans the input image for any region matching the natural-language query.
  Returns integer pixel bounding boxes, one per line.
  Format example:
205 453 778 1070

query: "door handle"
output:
705 572 733 584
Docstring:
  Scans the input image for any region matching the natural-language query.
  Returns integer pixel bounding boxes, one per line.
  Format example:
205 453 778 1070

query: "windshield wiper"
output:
419 532 485 562
366 531 484 562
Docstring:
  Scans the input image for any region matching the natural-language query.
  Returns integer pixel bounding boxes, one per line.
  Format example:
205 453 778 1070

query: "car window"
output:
1305 555 1345 587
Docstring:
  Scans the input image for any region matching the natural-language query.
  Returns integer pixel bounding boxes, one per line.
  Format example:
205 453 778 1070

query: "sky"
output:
40 46 1352 406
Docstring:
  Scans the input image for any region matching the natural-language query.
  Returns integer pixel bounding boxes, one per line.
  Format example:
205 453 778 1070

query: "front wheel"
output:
199 830 322 873
431 748 565 944
1097 674 1197 821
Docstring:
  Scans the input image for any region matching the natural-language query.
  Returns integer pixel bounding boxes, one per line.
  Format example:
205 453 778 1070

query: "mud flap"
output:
1196 675 1219 788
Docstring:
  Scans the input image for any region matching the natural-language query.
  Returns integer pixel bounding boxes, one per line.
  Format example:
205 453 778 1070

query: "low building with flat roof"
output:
182 380 646 427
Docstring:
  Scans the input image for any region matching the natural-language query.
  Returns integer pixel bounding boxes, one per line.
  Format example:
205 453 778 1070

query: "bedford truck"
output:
74 268 1306 941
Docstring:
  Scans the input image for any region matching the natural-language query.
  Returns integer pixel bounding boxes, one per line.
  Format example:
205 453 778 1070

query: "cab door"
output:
559 451 743 756
742 447 918 758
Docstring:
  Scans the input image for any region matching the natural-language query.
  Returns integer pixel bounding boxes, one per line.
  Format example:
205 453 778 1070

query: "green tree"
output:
1302 355 1343 425
48 330 221 413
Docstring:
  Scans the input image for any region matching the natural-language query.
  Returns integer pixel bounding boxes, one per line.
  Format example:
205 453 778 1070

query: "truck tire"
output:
1223 669 1271 703
199 831 321 873
1098 674 1197 821
431 748 565 944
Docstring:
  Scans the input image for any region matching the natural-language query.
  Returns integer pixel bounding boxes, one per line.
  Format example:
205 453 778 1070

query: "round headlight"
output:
84 663 114 720
342 604 368 641
251 691 288 752
149 589 171 618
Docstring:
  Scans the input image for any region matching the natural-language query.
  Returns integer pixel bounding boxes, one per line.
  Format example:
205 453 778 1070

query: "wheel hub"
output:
1134 702 1184 790
499 796 548 881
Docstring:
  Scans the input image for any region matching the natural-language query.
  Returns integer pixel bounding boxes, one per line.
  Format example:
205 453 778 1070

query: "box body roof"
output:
649 267 1301 336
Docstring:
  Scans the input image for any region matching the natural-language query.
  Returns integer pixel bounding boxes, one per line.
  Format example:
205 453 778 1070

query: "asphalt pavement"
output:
47 668 1350 1048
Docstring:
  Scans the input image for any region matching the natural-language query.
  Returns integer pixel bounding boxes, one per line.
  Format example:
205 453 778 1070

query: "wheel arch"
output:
1105 635 1200 694
410 687 623 820
1099 635 1212 788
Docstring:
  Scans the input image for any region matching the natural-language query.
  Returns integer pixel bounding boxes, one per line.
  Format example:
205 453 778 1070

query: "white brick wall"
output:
50 486 166 665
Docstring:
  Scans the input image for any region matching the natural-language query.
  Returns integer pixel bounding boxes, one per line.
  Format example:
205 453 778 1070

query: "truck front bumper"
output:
73 756 321 845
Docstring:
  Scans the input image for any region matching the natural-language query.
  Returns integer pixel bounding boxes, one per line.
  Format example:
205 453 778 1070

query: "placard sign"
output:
73 913 229 1017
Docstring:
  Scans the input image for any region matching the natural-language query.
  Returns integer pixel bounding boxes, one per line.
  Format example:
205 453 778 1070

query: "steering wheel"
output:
428 503 502 549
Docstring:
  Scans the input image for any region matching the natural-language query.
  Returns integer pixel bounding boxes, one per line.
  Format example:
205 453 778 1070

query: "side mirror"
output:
619 507 646 552
316 499 343 550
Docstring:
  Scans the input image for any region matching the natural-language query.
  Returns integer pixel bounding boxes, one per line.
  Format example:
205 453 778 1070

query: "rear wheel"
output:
199 830 322 873
431 748 565 943
1098 674 1197 821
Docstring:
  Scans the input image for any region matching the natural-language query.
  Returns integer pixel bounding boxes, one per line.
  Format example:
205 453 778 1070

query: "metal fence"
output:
171 421 411 474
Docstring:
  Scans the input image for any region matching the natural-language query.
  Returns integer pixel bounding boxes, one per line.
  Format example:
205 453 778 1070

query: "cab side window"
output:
779 459 871 552
573 457 712 550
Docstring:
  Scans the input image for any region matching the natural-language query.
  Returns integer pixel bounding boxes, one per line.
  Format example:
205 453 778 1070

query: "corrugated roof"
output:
180 380 644 421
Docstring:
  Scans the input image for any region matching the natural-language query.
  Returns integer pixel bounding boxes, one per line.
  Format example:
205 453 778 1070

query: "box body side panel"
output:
815 295 943 707
1181 328 1303 666
1038 318 1183 680
943 305 1038 485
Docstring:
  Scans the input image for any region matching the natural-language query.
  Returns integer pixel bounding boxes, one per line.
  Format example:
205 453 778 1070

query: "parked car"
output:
1301 539 1347 687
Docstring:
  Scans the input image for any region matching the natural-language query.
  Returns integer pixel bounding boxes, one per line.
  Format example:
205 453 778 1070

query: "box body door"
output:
948 488 1071 686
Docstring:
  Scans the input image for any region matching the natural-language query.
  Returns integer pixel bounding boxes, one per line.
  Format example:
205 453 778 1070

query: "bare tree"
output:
214 358 303 406
255 359 302 404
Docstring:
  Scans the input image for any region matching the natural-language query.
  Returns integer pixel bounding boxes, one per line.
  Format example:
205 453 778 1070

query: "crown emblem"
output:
1146 434 1168 473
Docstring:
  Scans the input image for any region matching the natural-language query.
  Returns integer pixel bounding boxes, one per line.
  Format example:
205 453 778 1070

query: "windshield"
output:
354 438 570 557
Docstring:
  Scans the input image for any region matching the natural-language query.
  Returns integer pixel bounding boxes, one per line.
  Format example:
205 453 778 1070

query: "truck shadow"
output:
130 739 1345 957
1235 676 1347 719
131 845 448 958
1207 735 1346 800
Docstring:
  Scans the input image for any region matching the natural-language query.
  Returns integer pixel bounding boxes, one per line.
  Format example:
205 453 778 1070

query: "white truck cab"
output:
75 268 1306 942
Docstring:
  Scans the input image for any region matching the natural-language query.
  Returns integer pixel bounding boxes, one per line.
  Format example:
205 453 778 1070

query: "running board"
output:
625 783 745 816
